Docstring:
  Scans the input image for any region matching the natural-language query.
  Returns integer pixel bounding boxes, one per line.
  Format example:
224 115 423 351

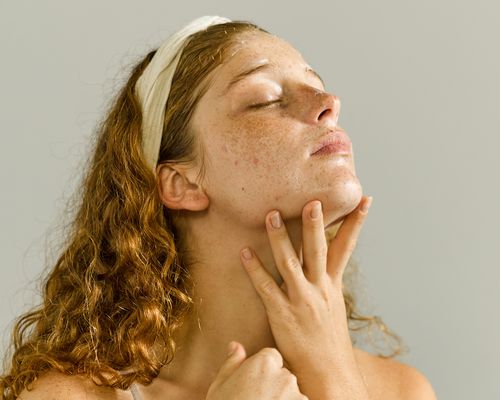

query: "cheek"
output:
219 138 304 206
222 135 293 176
220 118 295 169
206 116 306 204
218 143 267 177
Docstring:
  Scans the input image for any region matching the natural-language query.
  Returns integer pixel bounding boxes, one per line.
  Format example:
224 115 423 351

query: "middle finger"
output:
301 200 328 283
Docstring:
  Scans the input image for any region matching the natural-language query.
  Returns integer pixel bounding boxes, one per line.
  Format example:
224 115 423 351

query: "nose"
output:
313 89 340 125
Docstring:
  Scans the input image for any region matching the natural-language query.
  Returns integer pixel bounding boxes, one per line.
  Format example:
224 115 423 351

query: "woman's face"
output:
190 30 362 228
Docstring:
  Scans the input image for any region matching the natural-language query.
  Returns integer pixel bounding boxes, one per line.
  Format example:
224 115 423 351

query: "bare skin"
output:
19 349 437 400
152 29 363 399
18 30 437 400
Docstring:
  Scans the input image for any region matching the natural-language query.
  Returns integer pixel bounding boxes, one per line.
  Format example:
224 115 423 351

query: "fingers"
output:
240 196 372 304
215 341 247 384
240 247 288 311
253 347 284 369
326 196 373 284
301 200 328 283
263 210 309 300
241 208 309 304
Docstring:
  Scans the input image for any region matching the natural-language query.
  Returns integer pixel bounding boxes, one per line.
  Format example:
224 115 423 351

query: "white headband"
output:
135 15 232 172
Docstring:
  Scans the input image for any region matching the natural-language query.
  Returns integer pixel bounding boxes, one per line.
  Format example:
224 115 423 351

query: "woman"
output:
0 15 436 400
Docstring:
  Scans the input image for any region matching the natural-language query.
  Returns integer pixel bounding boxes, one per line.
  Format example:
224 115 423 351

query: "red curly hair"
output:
0 20 406 399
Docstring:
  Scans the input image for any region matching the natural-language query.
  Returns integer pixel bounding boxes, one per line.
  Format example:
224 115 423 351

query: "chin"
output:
321 180 363 226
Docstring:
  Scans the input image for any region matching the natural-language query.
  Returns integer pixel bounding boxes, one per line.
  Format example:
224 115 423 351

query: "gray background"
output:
1 1 499 399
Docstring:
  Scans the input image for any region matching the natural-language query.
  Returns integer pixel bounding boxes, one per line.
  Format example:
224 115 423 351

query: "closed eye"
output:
249 99 282 109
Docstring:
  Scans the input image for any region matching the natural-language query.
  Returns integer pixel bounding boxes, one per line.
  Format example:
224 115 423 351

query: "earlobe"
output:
156 163 209 211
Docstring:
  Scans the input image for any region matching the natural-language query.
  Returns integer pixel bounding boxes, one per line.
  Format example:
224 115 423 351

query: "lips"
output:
310 129 352 156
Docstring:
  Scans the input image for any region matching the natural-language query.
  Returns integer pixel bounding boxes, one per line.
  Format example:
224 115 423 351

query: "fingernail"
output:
360 196 373 213
310 201 322 219
241 247 253 260
270 211 282 229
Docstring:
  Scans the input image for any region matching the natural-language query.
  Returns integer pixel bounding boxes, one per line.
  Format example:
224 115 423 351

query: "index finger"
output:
240 247 288 312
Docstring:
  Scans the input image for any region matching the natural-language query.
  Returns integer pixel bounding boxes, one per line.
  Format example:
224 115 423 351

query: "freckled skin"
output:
190 30 362 230
153 30 364 398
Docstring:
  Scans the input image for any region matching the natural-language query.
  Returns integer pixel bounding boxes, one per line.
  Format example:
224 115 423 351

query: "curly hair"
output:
0 19 407 399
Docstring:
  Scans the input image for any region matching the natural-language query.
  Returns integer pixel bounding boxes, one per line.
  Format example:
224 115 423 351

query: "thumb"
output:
215 341 247 383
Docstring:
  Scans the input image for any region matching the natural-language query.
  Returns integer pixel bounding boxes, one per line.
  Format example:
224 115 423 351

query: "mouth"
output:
311 142 351 156
310 129 352 156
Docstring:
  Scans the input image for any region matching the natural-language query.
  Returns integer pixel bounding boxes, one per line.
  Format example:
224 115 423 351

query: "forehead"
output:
228 31 304 62
211 31 309 95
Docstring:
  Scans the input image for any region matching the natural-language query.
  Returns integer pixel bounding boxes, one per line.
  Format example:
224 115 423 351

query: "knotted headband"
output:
135 15 232 172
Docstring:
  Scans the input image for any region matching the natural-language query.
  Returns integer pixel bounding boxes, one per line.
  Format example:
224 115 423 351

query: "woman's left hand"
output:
239 195 373 400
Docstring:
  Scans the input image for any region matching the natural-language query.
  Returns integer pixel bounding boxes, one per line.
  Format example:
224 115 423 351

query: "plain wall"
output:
1 1 499 398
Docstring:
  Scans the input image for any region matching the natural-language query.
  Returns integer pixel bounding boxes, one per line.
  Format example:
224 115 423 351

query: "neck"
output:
157 205 341 396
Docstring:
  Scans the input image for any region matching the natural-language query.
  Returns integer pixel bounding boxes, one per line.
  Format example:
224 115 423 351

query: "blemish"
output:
252 157 259 165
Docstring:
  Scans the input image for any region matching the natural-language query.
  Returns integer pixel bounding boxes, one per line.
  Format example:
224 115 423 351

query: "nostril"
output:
318 109 329 119
319 108 339 124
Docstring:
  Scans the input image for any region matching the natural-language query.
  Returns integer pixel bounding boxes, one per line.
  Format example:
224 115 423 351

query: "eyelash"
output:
250 99 282 109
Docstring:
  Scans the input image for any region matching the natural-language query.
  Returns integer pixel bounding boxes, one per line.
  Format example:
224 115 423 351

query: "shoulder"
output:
18 370 134 400
353 348 437 400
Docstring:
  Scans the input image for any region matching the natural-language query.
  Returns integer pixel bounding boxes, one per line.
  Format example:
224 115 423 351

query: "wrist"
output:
296 365 371 400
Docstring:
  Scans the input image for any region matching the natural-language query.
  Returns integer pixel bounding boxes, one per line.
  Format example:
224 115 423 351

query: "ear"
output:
156 163 209 211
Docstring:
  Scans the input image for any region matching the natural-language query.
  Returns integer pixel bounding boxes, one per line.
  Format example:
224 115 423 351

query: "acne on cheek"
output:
219 143 237 165
218 121 282 170
231 155 260 167
218 143 250 167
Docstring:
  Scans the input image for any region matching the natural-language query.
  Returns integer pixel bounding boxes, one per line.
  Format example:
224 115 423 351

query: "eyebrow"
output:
220 62 325 96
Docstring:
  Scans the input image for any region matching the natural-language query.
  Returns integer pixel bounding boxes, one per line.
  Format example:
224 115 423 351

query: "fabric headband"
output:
135 15 232 172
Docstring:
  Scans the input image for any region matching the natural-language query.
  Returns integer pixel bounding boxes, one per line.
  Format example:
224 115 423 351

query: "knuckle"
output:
319 284 332 301
311 245 327 259
284 256 302 271
259 279 275 294
259 347 282 364
285 372 298 385
260 355 275 370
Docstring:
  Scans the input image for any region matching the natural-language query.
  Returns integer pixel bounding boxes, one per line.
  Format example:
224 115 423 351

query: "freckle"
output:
234 160 239 165
241 187 245 191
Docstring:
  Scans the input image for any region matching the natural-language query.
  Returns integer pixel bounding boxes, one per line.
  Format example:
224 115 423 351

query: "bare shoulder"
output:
353 348 437 400
18 370 133 400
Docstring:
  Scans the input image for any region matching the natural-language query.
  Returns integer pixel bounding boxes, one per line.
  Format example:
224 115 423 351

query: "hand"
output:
206 341 308 400
239 195 373 400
